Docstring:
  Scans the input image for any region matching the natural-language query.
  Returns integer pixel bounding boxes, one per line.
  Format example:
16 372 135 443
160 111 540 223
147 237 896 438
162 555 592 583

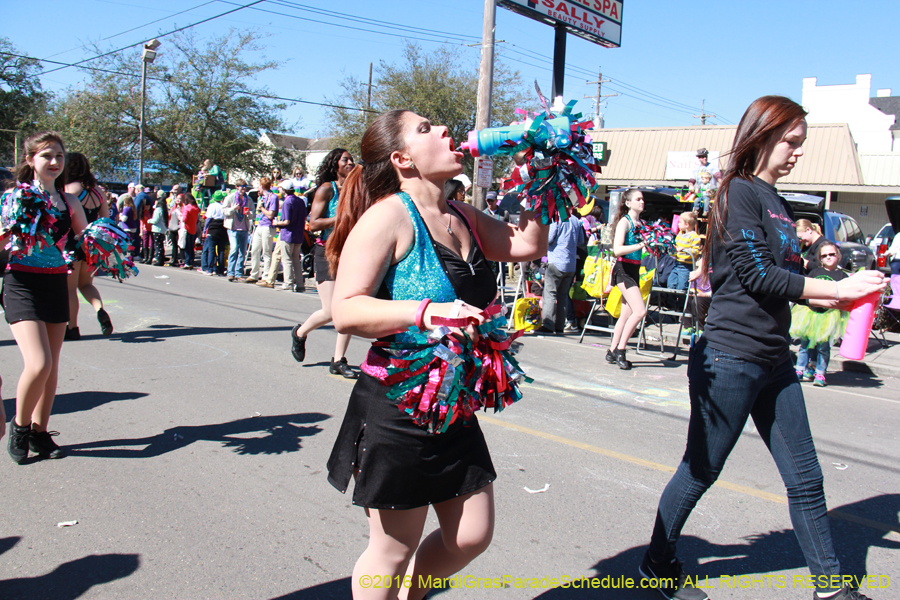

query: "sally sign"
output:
498 0 623 48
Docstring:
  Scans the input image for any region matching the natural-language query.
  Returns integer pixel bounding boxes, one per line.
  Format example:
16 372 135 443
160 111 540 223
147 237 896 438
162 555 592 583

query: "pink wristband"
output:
415 298 432 331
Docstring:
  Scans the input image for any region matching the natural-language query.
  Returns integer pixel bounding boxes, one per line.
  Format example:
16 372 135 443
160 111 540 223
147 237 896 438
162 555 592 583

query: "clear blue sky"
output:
5 0 899 137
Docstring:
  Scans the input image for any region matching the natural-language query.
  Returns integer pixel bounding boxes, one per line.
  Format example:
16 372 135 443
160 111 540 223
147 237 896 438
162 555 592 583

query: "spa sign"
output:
498 0 623 48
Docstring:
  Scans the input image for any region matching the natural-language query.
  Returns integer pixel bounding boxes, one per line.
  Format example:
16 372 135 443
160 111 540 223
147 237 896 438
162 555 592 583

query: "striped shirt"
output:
674 231 701 265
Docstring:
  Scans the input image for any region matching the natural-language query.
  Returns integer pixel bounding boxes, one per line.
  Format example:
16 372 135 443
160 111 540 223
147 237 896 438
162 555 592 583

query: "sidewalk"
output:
570 316 900 380
832 330 900 379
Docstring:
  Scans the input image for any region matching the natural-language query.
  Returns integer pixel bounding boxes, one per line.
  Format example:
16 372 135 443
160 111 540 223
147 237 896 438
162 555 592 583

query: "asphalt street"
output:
1 265 898 600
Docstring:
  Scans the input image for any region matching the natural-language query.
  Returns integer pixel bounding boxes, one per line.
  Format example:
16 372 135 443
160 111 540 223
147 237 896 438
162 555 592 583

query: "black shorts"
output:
313 244 333 284
612 261 641 290
2 270 69 324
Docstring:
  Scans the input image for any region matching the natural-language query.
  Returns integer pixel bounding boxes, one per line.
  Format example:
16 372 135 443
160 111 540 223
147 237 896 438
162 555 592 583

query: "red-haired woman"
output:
63 152 113 339
324 110 548 600
1 132 88 463
638 97 885 600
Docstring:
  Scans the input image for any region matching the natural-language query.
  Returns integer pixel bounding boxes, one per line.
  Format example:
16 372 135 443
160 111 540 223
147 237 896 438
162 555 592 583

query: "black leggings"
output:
152 233 166 264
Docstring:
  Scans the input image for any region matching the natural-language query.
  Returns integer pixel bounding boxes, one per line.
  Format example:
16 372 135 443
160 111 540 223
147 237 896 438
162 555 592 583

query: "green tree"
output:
43 30 292 183
0 37 49 166
327 42 530 180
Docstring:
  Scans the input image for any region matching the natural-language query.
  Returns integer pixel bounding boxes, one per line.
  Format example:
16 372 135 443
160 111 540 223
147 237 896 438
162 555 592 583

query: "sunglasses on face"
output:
820 252 837 258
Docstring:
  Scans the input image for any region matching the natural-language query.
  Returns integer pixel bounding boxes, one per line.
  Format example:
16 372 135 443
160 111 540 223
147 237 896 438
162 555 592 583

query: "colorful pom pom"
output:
71 218 139 281
0 183 61 257
360 303 531 434
633 219 676 258
496 101 600 225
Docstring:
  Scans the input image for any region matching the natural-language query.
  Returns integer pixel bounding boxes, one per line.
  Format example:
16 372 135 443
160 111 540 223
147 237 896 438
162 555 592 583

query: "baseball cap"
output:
485 191 498 201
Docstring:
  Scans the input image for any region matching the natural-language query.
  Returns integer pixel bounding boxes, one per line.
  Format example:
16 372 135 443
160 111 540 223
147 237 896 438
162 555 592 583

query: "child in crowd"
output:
139 204 153 264
691 170 715 216
667 211 701 291
789 242 849 387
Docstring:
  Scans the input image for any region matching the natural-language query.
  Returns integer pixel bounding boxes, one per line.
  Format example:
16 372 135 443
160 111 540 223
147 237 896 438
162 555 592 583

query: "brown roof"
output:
590 123 865 187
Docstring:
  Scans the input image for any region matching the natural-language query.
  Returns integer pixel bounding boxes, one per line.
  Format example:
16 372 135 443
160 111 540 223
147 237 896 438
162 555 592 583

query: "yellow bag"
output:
581 256 612 298
604 268 655 319
512 296 542 331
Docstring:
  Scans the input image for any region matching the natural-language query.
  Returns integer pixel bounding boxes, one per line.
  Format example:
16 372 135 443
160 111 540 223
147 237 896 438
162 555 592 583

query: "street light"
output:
138 39 161 187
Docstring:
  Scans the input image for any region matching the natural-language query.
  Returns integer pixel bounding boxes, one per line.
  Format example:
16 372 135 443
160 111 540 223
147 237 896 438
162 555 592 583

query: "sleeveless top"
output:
619 214 642 264
317 181 340 243
379 192 496 343
79 188 102 223
7 184 72 274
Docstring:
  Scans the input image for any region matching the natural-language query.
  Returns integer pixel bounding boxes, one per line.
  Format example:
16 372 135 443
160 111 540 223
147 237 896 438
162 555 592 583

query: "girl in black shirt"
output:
638 96 885 600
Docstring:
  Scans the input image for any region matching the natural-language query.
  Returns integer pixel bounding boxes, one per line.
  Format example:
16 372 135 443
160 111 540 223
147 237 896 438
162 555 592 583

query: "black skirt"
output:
2 270 69 324
327 373 496 510
313 244 333 284
612 261 641 290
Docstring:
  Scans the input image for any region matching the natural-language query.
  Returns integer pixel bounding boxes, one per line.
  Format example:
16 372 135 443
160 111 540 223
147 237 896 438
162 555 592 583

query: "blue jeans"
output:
796 339 831 376
667 263 691 291
227 230 249 277
649 339 840 591
182 233 196 267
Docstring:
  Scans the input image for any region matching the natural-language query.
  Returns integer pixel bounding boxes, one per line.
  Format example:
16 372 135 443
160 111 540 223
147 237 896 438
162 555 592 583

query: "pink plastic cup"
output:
839 291 881 360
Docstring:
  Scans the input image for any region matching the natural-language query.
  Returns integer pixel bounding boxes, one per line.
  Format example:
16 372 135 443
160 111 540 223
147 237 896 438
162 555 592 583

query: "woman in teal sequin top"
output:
1 131 88 463
324 110 549 600
289 148 358 379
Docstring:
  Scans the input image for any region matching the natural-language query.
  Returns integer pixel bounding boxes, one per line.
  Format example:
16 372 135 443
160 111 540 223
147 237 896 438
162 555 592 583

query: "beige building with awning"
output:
590 123 900 235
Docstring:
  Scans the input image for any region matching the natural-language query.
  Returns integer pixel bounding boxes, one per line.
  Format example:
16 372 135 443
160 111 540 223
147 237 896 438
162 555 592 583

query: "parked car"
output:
781 193 875 272
866 196 900 273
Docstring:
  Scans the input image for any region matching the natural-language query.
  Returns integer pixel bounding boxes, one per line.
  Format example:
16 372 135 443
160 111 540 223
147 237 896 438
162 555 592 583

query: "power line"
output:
269 0 481 41
217 0 477 45
2 51 375 114
37 0 267 77
39 0 221 62
102 1 221 41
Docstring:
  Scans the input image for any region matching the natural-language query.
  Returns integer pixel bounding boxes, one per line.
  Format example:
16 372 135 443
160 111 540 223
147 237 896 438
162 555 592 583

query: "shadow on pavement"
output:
0 553 140 600
115 323 295 344
825 369 885 389
64 412 330 458
270 577 351 599
532 494 900 599
52 391 150 416
0 536 21 556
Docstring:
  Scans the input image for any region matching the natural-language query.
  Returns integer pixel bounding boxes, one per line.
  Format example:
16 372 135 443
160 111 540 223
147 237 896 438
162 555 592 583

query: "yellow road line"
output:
480 415 900 536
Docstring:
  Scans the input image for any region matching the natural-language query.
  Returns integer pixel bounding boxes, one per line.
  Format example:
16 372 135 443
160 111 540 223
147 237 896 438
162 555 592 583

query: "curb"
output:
834 358 900 380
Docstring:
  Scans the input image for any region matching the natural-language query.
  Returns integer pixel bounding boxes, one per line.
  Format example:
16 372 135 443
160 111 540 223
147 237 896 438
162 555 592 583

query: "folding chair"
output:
578 249 618 343
635 256 695 361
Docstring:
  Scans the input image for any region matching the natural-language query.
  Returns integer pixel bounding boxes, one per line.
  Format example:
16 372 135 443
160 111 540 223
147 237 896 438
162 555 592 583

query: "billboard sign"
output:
497 0 623 48
665 151 721 181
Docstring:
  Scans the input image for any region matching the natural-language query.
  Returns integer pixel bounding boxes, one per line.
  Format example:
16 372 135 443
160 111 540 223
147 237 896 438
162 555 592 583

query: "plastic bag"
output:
512 296 542 331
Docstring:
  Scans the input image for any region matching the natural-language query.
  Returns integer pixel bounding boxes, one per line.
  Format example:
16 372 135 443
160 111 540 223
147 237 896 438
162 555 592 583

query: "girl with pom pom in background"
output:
0 131 87 464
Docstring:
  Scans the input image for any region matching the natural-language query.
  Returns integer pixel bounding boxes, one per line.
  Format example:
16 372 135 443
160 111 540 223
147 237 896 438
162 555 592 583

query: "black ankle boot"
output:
606 348 617 364
616 349 632 370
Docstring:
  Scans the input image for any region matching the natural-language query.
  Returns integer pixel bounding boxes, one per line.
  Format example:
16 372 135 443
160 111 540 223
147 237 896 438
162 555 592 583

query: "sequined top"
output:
383 192 458 306
619 214 642 263
318 181 340 242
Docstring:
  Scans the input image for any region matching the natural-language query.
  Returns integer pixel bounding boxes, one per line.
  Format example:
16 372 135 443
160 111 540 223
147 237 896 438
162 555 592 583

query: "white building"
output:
802 74 898 154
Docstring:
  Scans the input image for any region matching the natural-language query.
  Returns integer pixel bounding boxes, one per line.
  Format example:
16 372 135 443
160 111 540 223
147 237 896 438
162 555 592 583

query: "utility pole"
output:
692 99 716 125
366 62 373 111
584 68 616 129
473 0 496 210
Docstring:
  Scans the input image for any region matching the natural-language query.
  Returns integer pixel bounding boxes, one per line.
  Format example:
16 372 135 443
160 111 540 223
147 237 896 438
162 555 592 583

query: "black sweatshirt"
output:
704 177 807 365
